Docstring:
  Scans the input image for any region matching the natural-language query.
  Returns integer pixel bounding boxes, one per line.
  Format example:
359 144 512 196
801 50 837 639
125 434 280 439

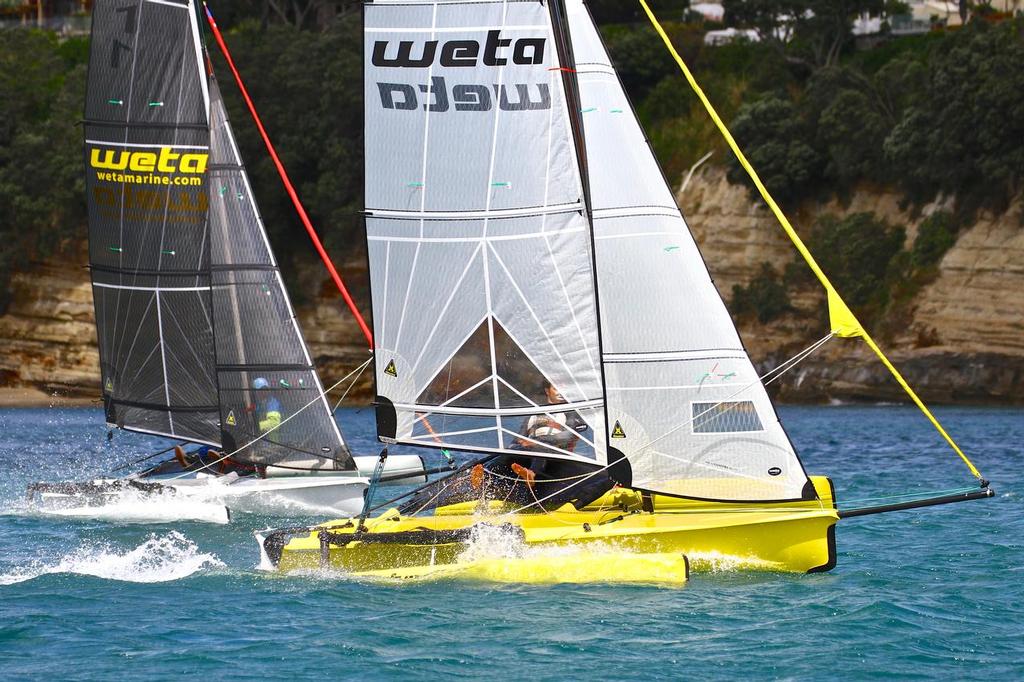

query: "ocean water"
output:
0 405 1020 680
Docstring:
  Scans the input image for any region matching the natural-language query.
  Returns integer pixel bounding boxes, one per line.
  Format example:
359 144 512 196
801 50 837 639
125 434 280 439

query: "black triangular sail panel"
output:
206 78 355 470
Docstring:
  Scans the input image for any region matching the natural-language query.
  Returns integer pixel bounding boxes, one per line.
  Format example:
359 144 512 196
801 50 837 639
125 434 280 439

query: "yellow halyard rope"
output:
637 0 984 481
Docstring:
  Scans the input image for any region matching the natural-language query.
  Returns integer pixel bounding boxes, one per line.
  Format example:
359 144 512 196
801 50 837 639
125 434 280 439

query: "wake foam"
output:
457 522 527 562
27 487 230 525
0 531 223 585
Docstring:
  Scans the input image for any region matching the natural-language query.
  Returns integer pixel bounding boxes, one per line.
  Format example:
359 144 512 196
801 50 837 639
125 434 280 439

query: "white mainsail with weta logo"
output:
364 0 606 463
364 0 813 502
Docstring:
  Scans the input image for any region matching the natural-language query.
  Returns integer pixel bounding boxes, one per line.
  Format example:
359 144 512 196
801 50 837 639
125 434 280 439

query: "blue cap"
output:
253 377 269 389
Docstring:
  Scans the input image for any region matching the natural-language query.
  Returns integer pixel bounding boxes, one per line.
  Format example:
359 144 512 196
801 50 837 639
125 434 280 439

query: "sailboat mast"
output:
546 0 617 475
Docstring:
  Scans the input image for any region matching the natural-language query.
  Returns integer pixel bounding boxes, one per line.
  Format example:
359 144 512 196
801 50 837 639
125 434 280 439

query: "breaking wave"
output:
0 531 224 585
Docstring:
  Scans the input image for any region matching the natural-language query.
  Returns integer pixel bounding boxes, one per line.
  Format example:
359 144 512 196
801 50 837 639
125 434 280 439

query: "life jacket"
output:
259 396 283 443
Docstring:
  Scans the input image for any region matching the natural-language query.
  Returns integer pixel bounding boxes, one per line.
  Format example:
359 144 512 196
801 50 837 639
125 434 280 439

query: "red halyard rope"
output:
203 4 374 350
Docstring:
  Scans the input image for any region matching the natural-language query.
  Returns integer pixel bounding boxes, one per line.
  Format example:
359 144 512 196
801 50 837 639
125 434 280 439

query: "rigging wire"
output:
399 333 838 502
331 352 372 414
499 332 837 516
107 441 190 474
639 332 833 454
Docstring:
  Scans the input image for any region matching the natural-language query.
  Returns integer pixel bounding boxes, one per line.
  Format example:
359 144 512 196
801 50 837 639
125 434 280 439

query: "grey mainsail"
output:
85 0 353 470
85 0 217 444
207 78 354 470
364 0 606 462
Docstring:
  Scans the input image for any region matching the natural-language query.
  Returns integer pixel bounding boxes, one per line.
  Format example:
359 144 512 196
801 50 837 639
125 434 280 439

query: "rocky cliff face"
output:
680 167 1024 404
0 250 99 406
2 169 1021 405
0 246 377 406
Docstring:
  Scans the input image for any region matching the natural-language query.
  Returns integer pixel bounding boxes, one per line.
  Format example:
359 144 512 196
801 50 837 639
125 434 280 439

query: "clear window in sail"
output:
691 401 764 433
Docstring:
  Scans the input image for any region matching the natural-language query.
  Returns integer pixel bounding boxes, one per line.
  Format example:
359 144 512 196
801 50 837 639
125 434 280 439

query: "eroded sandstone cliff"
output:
681 167 1024 404
1 168 1020 405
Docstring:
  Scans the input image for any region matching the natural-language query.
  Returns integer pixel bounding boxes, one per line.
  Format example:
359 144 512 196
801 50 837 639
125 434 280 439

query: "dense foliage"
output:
0 30 87 314
724 17 1024 212
730 262 792 323
1 5 1021 317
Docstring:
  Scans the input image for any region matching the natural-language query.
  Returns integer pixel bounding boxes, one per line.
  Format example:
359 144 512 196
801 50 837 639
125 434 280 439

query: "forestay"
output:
207 78 355 470
565 0 812 501
364 0 606 461
85 0 218 445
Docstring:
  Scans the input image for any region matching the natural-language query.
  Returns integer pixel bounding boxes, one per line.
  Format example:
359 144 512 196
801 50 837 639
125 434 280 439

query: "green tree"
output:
730 262 792 323
803 67 891 188
911 211 959 270
884 19 1024 211
727 93 825 205
801 212 906 316
0 31 87 314
792 0 884 68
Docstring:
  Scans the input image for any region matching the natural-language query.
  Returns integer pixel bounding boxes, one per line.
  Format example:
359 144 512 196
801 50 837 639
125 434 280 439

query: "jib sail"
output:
207 78 355 470
566 0 812 501
364 0 606 462
85 0 218 445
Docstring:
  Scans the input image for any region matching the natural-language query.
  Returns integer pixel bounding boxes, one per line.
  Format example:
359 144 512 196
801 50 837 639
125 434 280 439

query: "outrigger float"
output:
254 0 993 582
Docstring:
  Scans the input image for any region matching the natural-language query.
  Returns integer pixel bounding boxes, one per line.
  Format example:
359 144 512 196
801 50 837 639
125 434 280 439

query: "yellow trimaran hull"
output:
270 476 838 583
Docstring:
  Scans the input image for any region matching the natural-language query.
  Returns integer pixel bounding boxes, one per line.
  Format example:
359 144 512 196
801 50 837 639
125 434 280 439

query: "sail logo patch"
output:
377 79 550 113
225 410 236 427
373 31 551 113
372 31 545 69
384 360 398 377
90 147 208 175
104 377 113 393
611 421 626 438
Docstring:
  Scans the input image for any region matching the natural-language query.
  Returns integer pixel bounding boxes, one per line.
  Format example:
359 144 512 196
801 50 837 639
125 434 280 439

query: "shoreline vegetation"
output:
1 4 1022 406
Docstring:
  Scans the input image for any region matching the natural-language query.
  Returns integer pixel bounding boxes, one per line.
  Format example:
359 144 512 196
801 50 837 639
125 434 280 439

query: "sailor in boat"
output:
515 380 588 453
253 377 283 443
398 380 613 514
488 378 612 507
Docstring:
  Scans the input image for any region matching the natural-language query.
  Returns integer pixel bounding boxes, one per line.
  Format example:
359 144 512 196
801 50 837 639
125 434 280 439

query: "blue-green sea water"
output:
0 405 1020 680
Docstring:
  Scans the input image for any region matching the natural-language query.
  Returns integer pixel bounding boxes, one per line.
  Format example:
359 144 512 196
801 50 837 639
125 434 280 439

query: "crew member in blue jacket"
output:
252 377 283 442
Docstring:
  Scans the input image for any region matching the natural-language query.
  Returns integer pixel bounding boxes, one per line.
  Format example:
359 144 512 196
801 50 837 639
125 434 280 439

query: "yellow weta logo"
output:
89 146 208 174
